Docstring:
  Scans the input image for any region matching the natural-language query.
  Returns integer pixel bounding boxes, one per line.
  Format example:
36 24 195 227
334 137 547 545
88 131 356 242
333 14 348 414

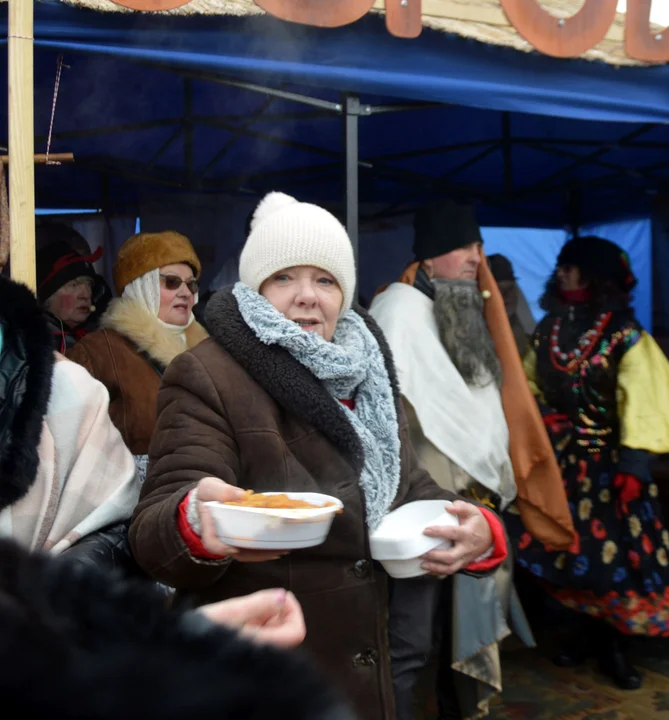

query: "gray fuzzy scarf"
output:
233 282 400 530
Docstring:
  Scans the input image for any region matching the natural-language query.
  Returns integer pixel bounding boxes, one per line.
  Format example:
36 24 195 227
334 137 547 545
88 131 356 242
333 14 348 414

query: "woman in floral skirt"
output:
514 236 669 690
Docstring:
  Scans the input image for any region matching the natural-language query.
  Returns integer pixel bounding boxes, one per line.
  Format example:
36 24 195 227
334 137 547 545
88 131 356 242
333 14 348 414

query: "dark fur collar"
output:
0 278 55 510
205 287 401 475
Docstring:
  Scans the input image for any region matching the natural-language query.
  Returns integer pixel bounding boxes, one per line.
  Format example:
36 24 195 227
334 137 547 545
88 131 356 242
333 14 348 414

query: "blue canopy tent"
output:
1 0 667 326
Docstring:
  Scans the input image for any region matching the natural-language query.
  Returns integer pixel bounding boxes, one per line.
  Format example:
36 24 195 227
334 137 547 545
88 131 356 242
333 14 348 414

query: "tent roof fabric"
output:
25 2 669 124
51 0 662 67
3 1 669 225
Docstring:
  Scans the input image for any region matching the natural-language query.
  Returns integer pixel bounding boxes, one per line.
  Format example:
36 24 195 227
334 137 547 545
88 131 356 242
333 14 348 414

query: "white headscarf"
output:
122 268 197 347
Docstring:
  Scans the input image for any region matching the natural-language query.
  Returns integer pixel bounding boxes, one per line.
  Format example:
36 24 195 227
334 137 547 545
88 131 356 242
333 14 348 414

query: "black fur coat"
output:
0 278 136 575
0 276 54 510
0 539 353 719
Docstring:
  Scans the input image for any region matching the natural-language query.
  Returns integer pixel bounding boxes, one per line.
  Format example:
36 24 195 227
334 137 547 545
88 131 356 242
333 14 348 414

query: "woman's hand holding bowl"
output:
196 477 291 562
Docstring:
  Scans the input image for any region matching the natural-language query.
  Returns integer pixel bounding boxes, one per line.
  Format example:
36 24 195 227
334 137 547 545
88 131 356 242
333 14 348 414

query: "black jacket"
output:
0 277 54 510
64 521 146 580
0 539 354 720
0 277 139 574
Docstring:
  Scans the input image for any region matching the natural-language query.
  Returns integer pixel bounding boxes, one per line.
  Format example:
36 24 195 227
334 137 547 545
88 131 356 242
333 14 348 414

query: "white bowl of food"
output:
369 500 458 579
204 491 343 550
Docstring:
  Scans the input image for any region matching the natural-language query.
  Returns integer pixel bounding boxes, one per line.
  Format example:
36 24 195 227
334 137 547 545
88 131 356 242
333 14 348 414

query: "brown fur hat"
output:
113 231 201 295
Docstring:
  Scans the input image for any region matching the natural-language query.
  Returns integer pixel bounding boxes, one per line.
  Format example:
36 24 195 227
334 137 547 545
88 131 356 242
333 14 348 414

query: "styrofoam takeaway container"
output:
369 500 459 579
204 492 343 550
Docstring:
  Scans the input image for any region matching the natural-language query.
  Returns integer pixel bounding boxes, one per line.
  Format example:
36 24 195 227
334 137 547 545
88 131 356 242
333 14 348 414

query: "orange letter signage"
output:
626 0 669 63
108 0 669 64
499 0 617 58
385 0 422 39
253 0 375 28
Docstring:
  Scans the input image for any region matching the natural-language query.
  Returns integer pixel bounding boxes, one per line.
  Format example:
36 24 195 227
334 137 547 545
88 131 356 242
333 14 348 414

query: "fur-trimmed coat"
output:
129 287 473 720
0 539 354 720
0 278 138 553
67 298 208 455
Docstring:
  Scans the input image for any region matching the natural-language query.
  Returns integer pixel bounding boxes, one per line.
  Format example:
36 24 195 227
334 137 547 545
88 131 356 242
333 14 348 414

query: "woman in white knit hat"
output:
129 193 507 720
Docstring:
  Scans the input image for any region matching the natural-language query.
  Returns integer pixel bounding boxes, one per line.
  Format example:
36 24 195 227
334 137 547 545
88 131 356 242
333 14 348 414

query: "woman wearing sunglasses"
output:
68 231 208 481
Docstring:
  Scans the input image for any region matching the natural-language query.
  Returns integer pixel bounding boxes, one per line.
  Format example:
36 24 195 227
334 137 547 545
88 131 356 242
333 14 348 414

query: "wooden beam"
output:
8 0 35 290
1 153 74 165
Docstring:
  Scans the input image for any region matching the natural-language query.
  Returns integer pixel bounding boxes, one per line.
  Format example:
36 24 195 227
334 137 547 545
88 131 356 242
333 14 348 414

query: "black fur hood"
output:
0 277 55 511
0 539 355 719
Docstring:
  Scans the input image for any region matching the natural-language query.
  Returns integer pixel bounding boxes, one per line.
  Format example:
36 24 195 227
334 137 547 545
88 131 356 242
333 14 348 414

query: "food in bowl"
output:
205 491 344 550
225 490 342 512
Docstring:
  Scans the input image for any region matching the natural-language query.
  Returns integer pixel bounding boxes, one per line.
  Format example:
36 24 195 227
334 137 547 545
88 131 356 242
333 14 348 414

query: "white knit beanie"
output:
239 192 356 314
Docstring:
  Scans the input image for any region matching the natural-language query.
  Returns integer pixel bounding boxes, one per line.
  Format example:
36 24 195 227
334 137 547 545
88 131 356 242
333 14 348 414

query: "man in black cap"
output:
412 200 483 278
370 200 532 720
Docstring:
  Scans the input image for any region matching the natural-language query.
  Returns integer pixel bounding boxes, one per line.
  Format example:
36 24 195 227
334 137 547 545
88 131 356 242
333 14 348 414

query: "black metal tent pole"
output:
130 61 442 253
195 96 277 185
567 189 582 239
516 123 657 200
502 112 512 197
517 140 658 179
343 93 360 261
184 78 194 187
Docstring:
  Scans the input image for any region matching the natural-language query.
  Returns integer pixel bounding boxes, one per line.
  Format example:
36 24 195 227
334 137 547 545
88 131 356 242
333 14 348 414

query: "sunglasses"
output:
160 274 199 295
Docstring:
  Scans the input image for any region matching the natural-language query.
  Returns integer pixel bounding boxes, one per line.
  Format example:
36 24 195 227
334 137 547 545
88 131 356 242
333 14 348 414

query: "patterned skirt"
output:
507 444 669 636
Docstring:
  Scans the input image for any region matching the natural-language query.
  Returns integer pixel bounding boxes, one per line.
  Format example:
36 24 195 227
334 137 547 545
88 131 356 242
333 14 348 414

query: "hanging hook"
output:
45 54 69 166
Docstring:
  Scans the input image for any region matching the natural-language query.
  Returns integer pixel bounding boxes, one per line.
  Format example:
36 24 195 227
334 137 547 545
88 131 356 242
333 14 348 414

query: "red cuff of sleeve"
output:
177 494 227 560
466 507 508 573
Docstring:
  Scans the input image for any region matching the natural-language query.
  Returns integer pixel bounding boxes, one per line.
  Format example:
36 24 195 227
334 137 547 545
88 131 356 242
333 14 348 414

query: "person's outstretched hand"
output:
199 589 306 649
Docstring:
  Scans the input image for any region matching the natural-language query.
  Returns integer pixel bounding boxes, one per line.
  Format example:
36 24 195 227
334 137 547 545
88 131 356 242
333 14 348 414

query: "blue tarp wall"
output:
482 220 653 330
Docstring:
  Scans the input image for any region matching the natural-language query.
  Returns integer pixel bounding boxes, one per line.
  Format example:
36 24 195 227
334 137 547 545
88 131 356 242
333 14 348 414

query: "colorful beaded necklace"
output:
549 311 613 374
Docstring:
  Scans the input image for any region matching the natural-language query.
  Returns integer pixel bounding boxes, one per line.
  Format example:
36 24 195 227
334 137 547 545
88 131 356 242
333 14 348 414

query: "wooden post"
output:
8 0 36 290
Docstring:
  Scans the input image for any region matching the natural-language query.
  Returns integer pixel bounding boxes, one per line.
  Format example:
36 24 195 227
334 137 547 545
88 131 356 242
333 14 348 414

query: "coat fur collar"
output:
205 287 401 474
0 278 55 510
102 297 208 369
